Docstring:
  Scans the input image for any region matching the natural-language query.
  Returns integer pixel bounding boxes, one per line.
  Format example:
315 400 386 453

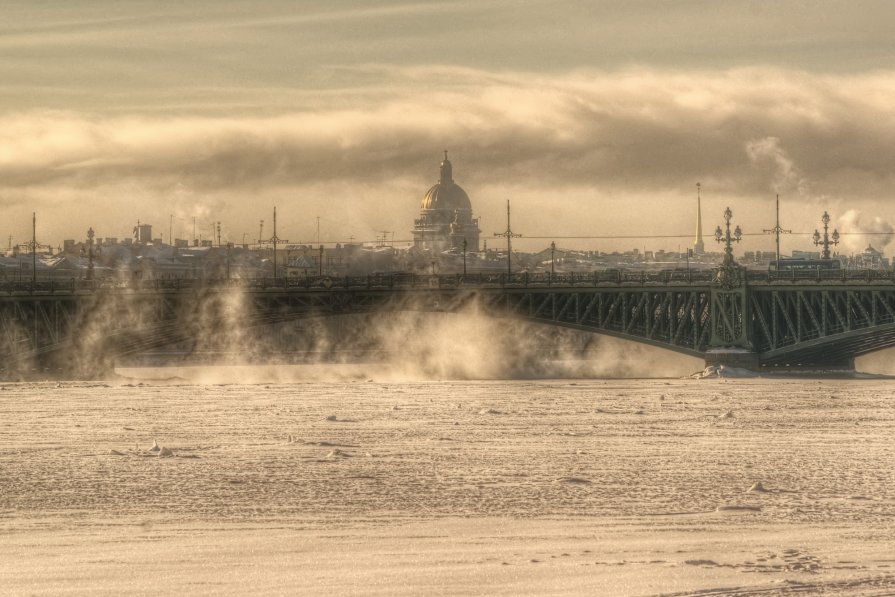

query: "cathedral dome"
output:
420 182 472 211
420 153 472 211
412 151 481 253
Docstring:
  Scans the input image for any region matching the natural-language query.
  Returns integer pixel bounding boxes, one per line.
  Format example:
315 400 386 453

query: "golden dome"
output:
420 152 472 211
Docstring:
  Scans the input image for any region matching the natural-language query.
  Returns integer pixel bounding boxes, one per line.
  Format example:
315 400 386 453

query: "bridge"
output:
3 264 895 377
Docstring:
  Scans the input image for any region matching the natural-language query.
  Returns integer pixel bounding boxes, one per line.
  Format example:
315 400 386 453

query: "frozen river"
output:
2 372 895 595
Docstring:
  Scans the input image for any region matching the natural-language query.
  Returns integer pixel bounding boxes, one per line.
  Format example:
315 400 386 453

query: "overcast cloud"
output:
1 1 894 251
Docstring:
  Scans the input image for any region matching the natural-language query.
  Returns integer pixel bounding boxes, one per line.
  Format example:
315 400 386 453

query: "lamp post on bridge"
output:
813 211 839 260
550 241 556 277
319 245 324 277
31 213 37 283
707 206 753 361
86 227 95 281
714 207 742 267
462 238 467 276
20 213 52 283
226 242 232 280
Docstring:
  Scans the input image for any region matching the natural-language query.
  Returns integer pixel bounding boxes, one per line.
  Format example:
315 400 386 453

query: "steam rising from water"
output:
360 310 699 381
21 285 699 382
60 284 895 383
55 287 254 379
114 297 700 383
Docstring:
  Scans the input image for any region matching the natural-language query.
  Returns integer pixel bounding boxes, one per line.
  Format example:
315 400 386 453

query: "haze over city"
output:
3 0 895 255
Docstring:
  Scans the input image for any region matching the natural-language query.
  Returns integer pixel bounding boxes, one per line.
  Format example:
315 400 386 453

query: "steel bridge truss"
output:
479 287 711 357
5 272 895 375
0 297 81 358
750 286 895 366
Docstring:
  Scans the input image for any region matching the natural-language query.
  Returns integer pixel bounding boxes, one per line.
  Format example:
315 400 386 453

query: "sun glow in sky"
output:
2 0 895 253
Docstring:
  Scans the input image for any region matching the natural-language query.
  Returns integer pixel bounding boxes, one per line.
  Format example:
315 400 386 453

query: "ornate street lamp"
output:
21 213 52 283
714 207 742 267
813 211 839 260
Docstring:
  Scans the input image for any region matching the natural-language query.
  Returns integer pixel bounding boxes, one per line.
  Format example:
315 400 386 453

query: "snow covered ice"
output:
2 376 895 595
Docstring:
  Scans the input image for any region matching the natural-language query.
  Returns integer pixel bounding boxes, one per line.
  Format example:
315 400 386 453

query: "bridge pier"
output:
704 349 760 370
759 357 856 374
704 350 857 374
0 351 117 381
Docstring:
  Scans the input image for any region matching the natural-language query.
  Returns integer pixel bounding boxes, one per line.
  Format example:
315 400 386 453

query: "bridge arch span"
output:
5 271 895 377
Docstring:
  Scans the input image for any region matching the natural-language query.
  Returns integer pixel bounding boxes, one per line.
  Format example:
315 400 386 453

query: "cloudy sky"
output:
2 0 895 253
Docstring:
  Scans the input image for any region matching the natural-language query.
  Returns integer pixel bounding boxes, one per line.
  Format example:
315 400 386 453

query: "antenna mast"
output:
763 194 791 263
493 199 521 276
259 207 288 280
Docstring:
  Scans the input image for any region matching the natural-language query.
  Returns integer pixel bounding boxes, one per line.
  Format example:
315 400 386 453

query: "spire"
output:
439 150 453 184
694 182 705 255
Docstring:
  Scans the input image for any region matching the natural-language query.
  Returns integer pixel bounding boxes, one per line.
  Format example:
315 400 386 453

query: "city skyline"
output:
2 2 895 255
8 189 891 261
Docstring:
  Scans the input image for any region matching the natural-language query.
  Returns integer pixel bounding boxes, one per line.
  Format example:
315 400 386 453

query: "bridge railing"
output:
3 267 895 295
0 271 715 295
0 279 99 295
262 270 718 289
746 268 895 283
